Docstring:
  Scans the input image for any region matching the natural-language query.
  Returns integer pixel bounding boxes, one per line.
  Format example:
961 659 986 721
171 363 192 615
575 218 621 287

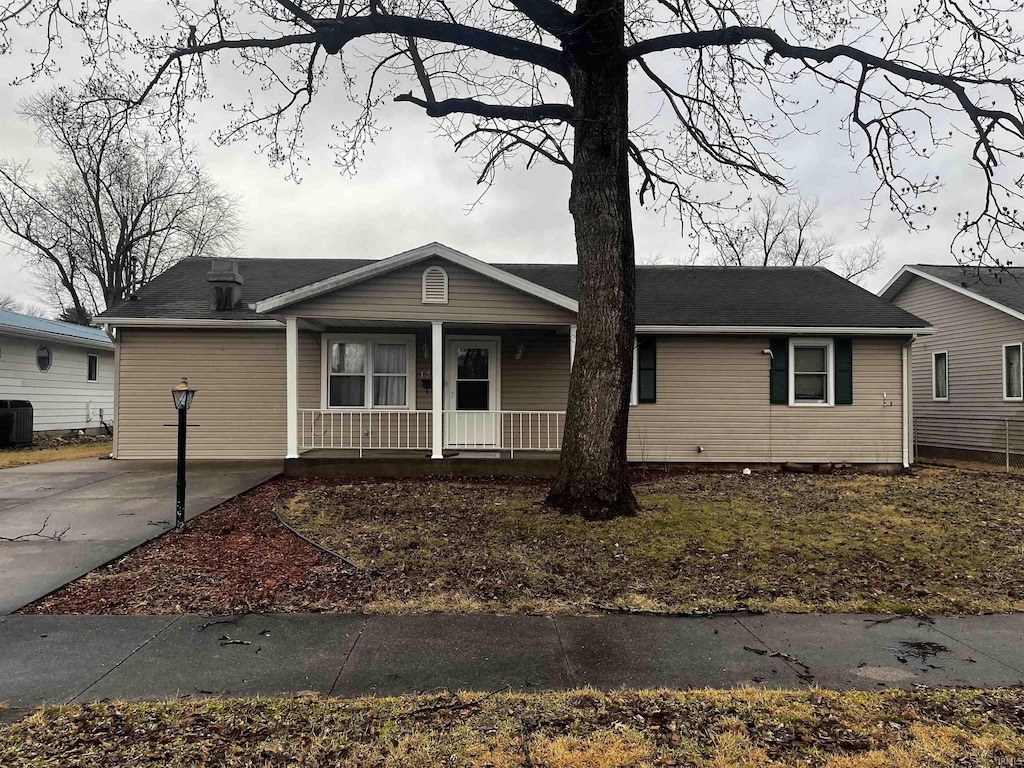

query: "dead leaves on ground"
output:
2 688 1023 767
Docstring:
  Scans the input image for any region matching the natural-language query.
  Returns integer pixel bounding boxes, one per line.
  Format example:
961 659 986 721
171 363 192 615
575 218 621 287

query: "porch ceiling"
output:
302 319 572 334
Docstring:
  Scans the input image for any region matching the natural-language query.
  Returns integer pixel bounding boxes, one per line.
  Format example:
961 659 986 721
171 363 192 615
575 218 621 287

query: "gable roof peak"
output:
880 263 1024 323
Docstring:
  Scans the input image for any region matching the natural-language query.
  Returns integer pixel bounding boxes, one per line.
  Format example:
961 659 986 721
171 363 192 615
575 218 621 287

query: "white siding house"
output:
0 309 114 434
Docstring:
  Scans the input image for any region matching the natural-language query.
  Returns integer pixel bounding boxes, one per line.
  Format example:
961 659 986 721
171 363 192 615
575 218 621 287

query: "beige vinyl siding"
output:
115 326 902 463
284 258 576 325
627 336 905 464
115 328 296 459
891 275 1024 453
499 330 570 411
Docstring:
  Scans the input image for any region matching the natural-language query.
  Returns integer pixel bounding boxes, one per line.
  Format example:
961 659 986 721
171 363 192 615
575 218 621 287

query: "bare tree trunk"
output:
546 0 638 519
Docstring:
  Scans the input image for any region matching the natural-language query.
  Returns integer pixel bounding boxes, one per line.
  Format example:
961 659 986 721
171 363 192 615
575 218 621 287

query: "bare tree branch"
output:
394 93 572 121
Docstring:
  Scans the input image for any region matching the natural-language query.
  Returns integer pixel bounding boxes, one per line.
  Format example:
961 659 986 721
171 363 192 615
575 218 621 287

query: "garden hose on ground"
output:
272 491 363 572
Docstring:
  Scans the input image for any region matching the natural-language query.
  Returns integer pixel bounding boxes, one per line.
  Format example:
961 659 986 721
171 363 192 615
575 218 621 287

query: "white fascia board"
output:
0 324 114 349
252 242 579 314
878 265 913 298
634 325 934 335
98 318 284 329
882 265 1024 324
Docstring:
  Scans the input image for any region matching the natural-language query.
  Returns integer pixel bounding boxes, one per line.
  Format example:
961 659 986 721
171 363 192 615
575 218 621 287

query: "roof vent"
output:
422 266 448 304
207 259 244 311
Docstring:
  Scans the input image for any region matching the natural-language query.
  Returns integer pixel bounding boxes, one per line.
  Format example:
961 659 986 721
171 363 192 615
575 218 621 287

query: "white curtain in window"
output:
1008 346 1022 398
373 343 407 406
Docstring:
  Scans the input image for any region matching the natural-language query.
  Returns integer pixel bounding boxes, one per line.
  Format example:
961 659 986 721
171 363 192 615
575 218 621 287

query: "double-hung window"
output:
1004 343 1023 401
789 338 833 406
932 351 948 401
324 335 414 409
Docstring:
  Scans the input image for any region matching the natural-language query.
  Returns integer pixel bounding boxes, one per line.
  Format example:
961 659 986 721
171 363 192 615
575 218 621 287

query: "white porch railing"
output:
298 409 432 453
445 411 565 456
297 409 565 456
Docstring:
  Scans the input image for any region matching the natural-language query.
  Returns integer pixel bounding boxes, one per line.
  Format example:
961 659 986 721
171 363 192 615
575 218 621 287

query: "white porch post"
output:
431 321 444 459
286 315 299 459
569 323 577 370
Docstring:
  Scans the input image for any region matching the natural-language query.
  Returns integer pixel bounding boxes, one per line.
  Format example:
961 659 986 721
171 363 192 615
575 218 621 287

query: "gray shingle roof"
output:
502 264 927 327
99 256 928 329
99 258 375 320
910 264 1024 316
0 309 112 347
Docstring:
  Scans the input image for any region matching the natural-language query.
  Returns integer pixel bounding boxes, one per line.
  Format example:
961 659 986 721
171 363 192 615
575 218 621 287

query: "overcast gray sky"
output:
0 8 991 313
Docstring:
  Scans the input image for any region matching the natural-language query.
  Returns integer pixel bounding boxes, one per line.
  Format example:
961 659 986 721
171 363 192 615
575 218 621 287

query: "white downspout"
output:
431 321 444 459
569 324 577 370
901 334 917 468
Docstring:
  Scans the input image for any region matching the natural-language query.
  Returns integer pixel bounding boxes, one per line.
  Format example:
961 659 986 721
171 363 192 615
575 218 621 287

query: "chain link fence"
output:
914 415 1024 470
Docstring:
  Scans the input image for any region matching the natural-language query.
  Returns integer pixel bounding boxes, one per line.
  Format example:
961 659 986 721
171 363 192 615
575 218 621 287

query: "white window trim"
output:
444 335 502 411
320 333 416 410
789 337 834 407
1003 342 1023 402
87 353 99 382
931 350 948 402
630 340 639 406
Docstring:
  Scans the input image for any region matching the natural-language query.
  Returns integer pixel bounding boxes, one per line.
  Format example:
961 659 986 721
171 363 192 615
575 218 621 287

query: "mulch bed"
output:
21 477 372 615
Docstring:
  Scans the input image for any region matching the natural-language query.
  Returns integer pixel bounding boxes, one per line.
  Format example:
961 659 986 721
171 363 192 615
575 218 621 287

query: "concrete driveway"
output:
0 458 280 615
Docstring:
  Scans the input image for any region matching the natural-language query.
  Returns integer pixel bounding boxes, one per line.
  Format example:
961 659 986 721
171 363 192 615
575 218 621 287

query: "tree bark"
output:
546 0 638 519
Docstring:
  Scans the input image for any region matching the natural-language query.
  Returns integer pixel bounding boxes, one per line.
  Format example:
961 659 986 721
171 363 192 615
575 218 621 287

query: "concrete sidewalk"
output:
1 613 1021 708
0 458 280 614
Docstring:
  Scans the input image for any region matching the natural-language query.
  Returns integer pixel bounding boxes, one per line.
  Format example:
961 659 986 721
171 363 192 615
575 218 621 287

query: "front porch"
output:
283 318 574 464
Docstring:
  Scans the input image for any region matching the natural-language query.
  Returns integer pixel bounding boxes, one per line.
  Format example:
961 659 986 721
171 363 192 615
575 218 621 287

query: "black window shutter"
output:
769 337 789 404
638 337 657 403
835 338 853 405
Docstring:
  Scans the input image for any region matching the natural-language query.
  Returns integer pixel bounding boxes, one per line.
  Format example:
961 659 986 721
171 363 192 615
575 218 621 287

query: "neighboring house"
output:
96 242 929 469
0 309 114 435
881 264 1024 462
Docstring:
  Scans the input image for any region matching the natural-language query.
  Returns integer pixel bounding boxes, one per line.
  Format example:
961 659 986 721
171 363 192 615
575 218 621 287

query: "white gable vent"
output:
422 266 449 304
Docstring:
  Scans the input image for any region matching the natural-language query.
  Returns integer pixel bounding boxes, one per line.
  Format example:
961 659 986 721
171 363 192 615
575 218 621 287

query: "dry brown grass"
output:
280 467 1024 615
2 688 1021 767
0 439 111 469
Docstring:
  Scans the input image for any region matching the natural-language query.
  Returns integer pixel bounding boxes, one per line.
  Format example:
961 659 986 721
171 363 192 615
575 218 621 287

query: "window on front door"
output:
455 346 490 410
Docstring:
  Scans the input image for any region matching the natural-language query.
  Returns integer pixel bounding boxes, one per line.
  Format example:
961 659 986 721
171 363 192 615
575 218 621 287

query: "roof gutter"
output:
634 325 935 336
97 318 284 329
0 323 113 349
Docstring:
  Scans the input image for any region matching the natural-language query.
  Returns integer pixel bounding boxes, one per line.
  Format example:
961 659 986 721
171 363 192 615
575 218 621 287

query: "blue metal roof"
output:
0 309 113 347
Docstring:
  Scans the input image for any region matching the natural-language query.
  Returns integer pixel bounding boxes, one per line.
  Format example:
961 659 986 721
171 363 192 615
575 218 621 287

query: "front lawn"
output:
24 466 1024 616
2 688 1022 766
277 468 1024 615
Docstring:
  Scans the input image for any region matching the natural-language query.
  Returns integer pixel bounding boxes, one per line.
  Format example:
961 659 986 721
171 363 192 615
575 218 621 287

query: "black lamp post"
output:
170 378 197 529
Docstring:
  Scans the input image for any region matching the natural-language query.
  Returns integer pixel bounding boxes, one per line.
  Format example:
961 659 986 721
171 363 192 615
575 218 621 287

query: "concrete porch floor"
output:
286 449 560 477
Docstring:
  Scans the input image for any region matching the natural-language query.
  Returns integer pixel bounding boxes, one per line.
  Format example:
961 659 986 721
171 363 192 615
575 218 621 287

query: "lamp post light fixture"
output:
171 378 197 529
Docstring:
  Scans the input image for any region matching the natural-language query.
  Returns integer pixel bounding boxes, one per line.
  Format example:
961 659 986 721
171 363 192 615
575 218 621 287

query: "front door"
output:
444 338 499 447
